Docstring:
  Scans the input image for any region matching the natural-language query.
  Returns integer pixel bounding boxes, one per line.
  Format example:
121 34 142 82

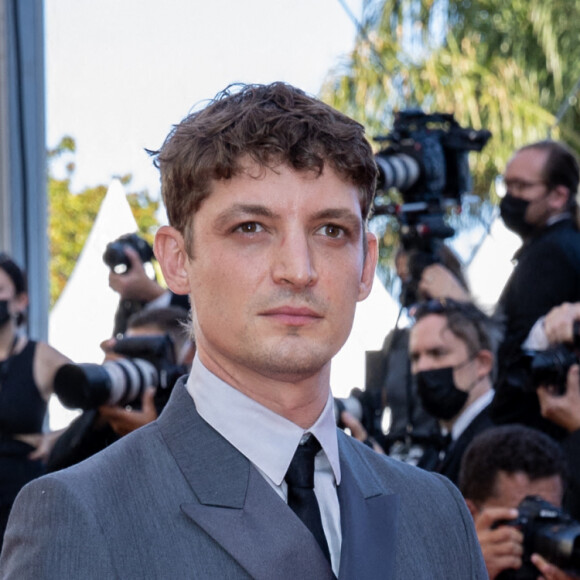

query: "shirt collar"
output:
451 388 494 441
185 355 341 486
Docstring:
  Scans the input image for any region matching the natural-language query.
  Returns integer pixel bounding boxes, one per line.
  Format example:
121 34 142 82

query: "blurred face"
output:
409 314 479 393
0 268 26 328
159 162 377 385
0 268 17 302
504 148 556 227
480 471 563 511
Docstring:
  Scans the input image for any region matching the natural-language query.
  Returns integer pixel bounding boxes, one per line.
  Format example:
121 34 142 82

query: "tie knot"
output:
285 436 321 489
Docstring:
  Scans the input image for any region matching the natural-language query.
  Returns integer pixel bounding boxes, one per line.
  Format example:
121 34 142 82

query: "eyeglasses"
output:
498 176 547 195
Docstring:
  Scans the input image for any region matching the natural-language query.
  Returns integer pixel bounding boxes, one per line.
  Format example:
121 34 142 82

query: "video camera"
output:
54 334 188 411
372 110 491 306
494 495 580 579
524 321 580 394
102 232 154 275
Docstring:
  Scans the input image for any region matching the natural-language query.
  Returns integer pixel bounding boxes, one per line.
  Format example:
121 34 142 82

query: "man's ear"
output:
154 226 190 295
464 498 479 520
475 349 494 380
550 185 571 212
357 232 378 302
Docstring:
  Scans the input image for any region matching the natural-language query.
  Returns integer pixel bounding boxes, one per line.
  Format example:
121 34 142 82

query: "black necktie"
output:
285 436 331 563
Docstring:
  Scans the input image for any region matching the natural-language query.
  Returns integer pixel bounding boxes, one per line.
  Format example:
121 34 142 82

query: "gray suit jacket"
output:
0 380 486 579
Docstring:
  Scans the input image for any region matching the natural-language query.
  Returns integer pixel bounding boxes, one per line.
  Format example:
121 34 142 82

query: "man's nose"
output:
412 355 431 374
271 231 318 288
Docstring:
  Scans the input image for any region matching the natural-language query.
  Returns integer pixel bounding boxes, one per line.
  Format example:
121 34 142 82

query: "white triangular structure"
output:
466 216 521 313
331 274 400 398
48 179 138 428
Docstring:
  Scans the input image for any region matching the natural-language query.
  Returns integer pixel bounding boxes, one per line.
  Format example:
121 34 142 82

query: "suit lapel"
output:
437 406 493 477
157 382 334 580
337 433 399 580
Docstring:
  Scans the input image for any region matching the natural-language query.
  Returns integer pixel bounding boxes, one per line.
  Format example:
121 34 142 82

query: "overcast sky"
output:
44 0 363 198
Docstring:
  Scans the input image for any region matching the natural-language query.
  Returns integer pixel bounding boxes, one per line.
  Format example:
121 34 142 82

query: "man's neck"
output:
523 211 571 242
197 350 331 429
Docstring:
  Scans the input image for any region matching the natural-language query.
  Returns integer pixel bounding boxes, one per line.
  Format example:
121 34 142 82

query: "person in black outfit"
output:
409 298 499 484
459 425 574 580
491 140 580 438
364 244 471 463
0 254 70 549
527 300 580 521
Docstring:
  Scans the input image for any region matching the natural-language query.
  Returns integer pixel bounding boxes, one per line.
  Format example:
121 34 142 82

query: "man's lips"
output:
260 306 323 326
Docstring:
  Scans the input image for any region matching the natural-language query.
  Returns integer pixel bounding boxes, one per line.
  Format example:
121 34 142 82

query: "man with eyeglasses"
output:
490 140 580 438
409 299 498 485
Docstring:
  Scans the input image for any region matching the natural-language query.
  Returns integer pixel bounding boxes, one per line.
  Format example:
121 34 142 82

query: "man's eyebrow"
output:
311 208 363 229
213 204 278 228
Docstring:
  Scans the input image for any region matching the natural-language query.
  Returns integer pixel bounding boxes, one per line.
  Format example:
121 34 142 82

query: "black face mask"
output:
500 194 535 238
0 300 10 327
416 366 468 421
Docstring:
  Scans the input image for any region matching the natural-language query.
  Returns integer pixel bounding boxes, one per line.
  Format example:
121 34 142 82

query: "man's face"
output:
480 471 564 511
160 162 376 385
504 148 555 227
409 313 480 395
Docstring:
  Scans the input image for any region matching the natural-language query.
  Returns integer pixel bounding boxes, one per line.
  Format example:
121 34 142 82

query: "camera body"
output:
54 334 188 411
524 346 578 394
372 110 491 306
102 233 154 274
494 495 580 579
524 321 580 393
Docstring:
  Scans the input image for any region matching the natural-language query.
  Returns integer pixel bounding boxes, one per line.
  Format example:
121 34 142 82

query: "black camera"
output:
102 232 154 274
371 110 491 306
524 346 578 395
494 495 580 579
54 335 188 411
523 321 580 394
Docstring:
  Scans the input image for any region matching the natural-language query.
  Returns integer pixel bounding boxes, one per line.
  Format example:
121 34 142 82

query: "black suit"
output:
491 218 580 436
435 405 495 485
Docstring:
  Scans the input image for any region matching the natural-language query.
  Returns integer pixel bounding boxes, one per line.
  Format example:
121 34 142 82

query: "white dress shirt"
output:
186 355 342 574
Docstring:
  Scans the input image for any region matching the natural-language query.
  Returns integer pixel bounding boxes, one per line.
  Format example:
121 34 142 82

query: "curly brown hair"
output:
150 82 378 251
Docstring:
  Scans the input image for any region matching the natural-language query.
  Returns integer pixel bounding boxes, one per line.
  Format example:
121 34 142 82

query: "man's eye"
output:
318 224 345 238
235 222 263 234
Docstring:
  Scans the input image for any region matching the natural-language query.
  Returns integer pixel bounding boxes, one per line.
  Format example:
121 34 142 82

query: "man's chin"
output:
249 344 335 383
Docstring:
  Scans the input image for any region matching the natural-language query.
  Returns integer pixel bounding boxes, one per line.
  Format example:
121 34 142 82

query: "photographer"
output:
99 305 194 436
0 254 71 549
491 141 580 438
409 298 499 484
522 301 580 521
364 243 471 462
459 425 578 580
105 233 189 336
48 306 192 470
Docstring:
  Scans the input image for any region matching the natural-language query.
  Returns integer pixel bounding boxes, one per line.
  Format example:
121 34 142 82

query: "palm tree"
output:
322 0 580 284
